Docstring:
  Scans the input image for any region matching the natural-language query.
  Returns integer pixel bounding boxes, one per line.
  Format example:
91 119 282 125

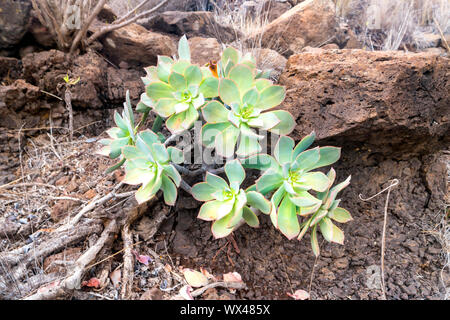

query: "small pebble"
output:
18 218 28 224
159 279 168 290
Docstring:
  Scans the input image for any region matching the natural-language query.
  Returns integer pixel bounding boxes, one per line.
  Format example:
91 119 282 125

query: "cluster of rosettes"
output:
98 36 352 256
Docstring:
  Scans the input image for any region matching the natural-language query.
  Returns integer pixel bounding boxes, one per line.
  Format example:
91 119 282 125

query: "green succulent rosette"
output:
97 90 137 172
191 160 271 238
201 64 295 158
121 129 184 205
144 36 219 133
300 169 352 256
242 133 344 243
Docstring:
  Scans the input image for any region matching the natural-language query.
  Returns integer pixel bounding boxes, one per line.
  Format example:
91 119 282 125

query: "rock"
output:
100 23 176 67
253 0 338 57
143 11 239 43
0 56 22 81
278 49 450 157
252 48 287 79
321 43 339 50
0 0 32 51
188 37 223 66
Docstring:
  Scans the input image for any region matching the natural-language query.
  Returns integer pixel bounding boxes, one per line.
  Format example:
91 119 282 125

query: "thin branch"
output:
69 0 108 54
86 0 170 45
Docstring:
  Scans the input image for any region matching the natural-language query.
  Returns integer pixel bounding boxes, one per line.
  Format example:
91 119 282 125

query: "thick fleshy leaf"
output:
242 88 259 106
235 132 261 157
135 173 162 204
240 154 278 172
198 199 234 221
297 217 312 241
122 146 145 160
202 101 229 123
269 110 295 135
243 206 259 228
328 207 353 223
205 172 229 191
289 191 322 207
184 65 203 85
182 105 199 129
211 213 234 239
257 85 285 110
324 175 351 208
146 82 173 101
182 269 208 288
298 202 322 217
221 47 239 66
310 209 329 226
224 160 245 185
110 137 130 159
167 146 184 164
162 164 181 187
331 224 345 244
168 72 187 91
292 132 316 159
255 78 272 92
114 111 128 132
226 190 247 228
251 112 280 130
256 169 283 195
246 191 271 214
123 168 154 186
166 112 186 134
291 147 320 172
309 147 341 170
171 60 190 75
151 143 169 164
311 224 320 257
214 124 240 158
298 172 330 192
157 56 174 83
192 182 215 201
277 195 300 240
106 127 123 139
155 98 177 117
178 35 191 62
202 123 231 147
229 64 254 96
219 79 241 105
274 136 295 165
199 77 219 98
174 102 190 114
319 217 334 242
161 174 177 205
270 185 285 227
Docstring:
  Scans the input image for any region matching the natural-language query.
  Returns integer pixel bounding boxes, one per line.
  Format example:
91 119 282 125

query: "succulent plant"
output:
299 169 352 256
246 133 342 241
192 160 271 238
143 36 219 133
201 64 295 158
97 91 137 172
121 129 184 205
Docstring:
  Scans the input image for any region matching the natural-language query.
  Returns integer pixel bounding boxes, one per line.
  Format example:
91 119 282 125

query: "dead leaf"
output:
110 269 121 289
179 285 194 300
223 272 242 283
200 267 216 281
183 268 209 288
287 289 310 300
82 277 100 288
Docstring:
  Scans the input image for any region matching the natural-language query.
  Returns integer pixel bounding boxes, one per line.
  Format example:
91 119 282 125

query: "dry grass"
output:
336 0 450 50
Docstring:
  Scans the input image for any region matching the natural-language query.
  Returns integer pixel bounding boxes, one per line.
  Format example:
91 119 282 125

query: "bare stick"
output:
69 0 108 54
64 89 74 141
86 0 170 45
359 179 399 300
23 220 117 300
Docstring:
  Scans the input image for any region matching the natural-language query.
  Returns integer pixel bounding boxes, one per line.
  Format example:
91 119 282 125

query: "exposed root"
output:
23 219 118 300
